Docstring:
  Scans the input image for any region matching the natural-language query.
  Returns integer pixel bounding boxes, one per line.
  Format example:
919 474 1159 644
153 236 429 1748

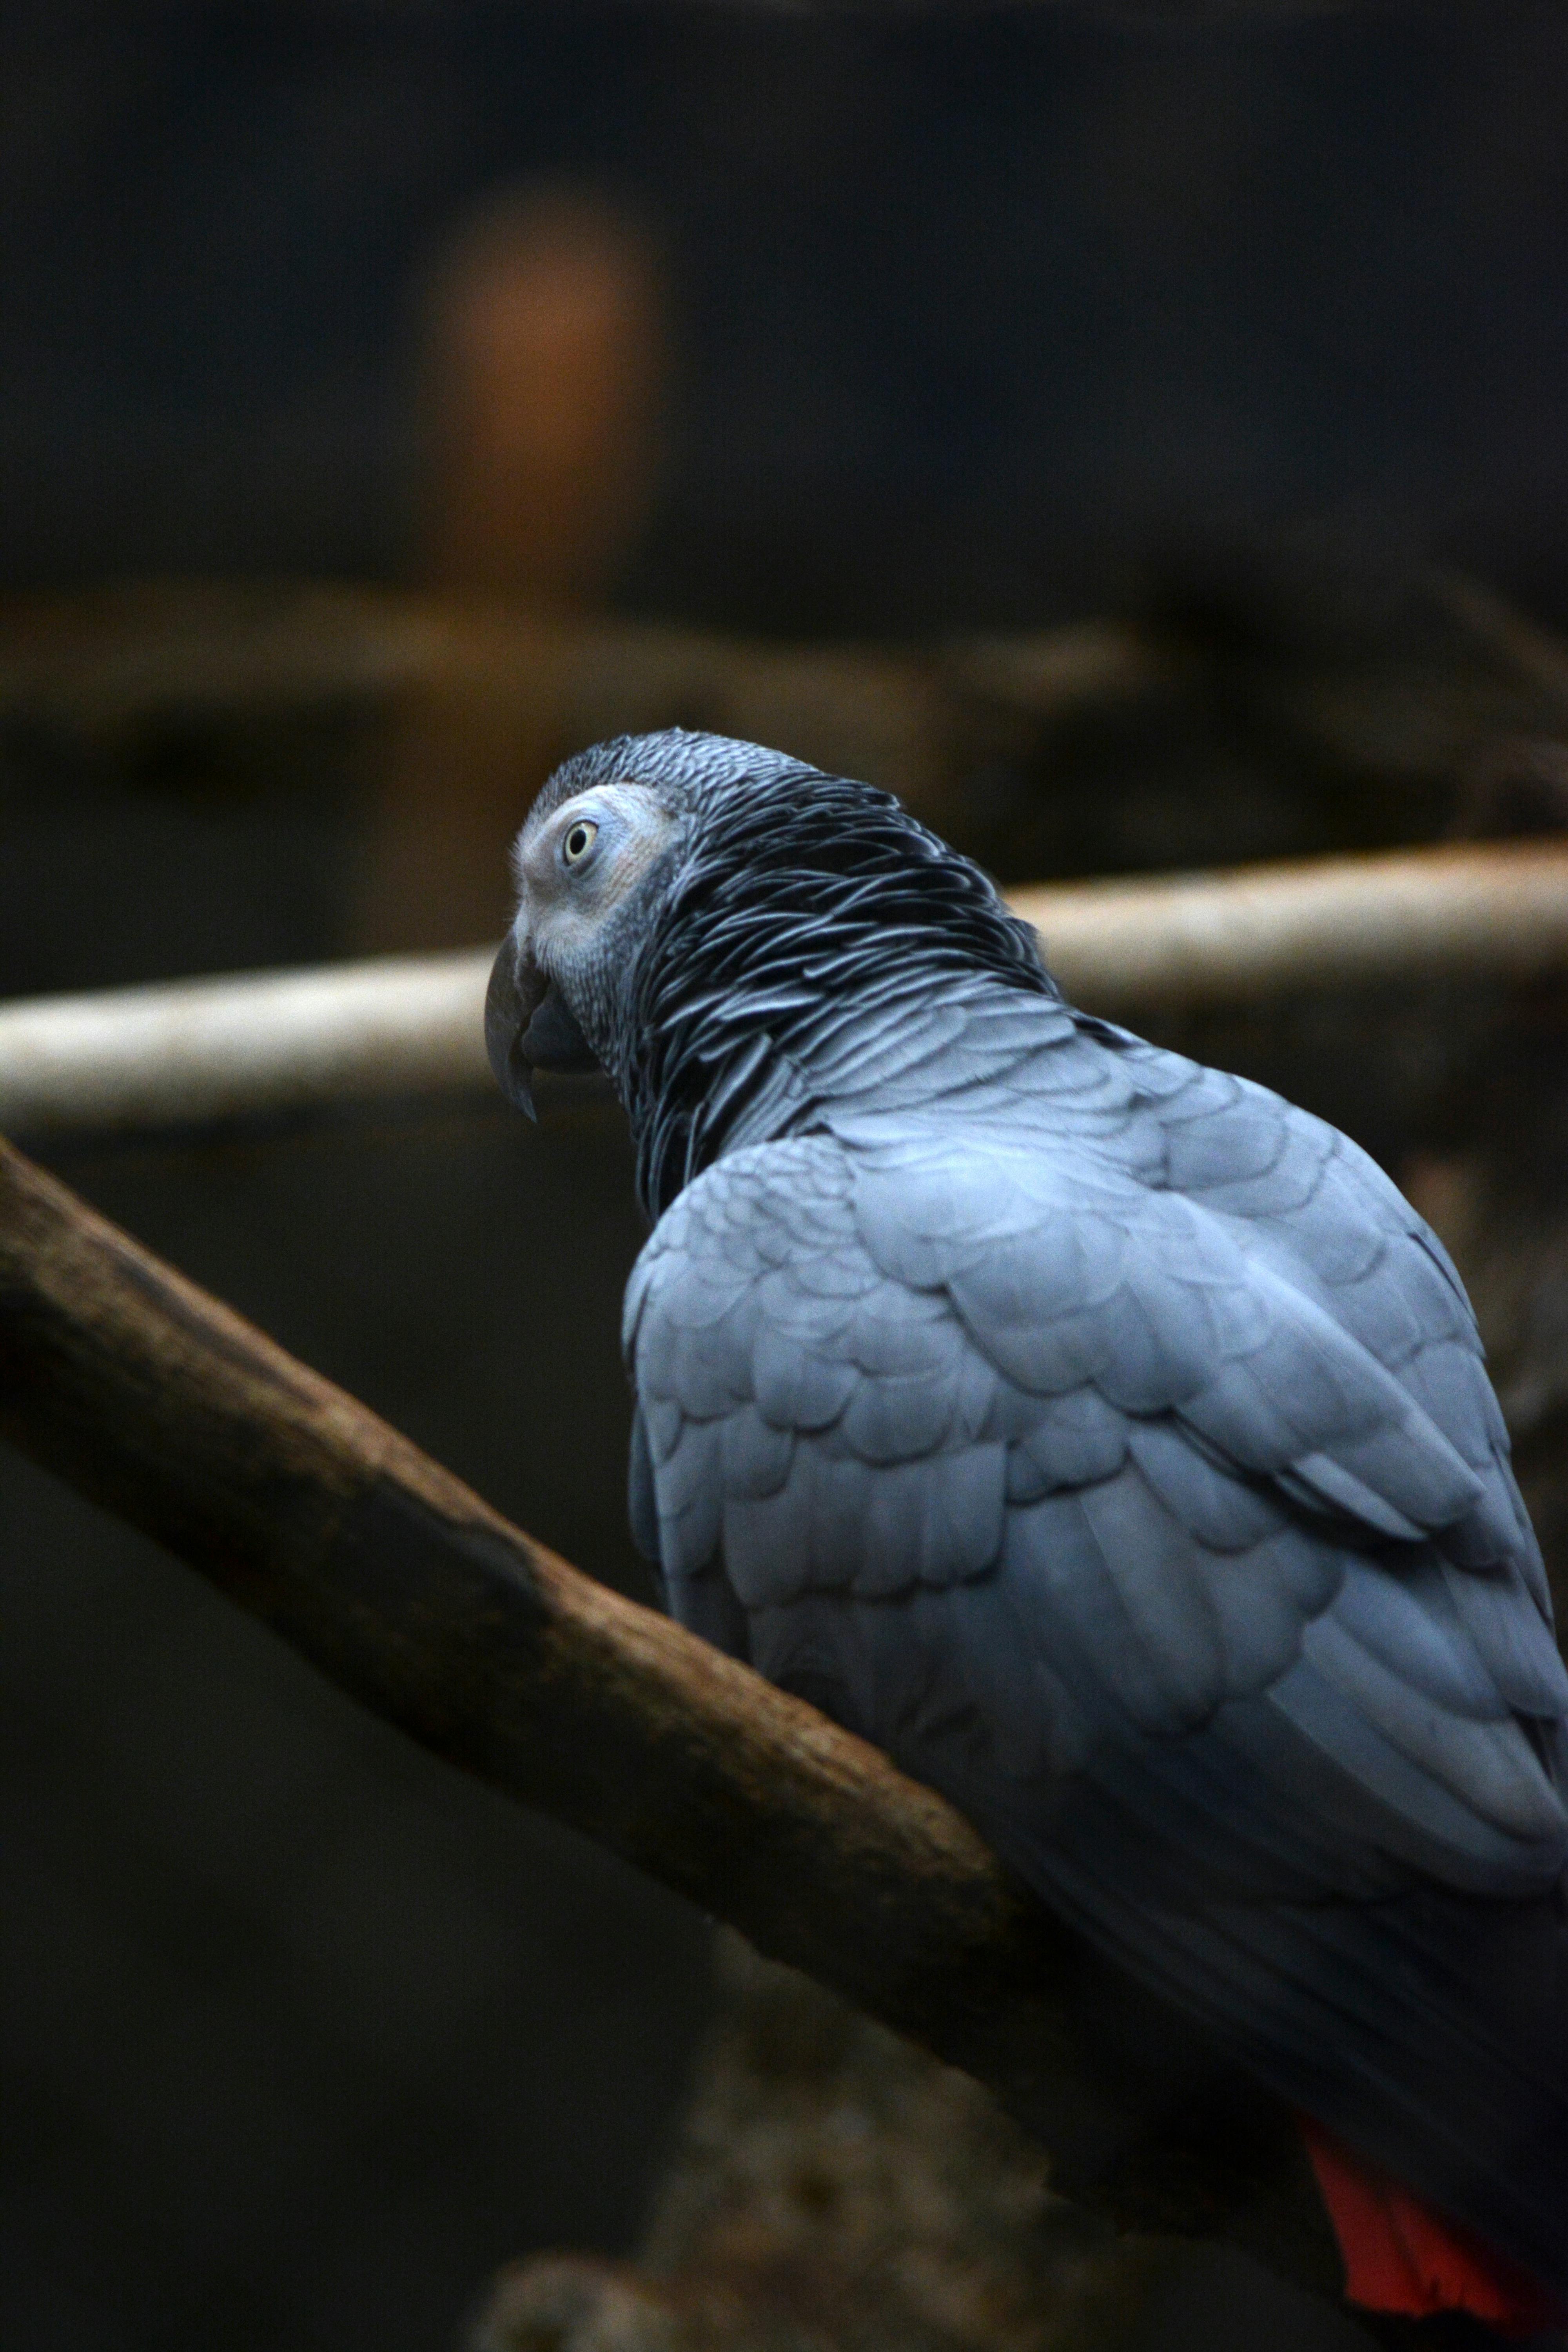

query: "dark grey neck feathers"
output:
605 756 1061 1222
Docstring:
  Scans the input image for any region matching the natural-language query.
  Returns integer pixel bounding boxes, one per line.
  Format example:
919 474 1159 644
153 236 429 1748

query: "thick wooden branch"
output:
0 1133 1349 2306
4 837 1568 1137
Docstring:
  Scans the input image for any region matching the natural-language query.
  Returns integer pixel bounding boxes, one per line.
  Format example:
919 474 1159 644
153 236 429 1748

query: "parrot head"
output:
485 729 805 1119
487 727 1054 1208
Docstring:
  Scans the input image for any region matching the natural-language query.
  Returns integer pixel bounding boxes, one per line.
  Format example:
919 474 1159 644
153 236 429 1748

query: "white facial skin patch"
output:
514 783 679 981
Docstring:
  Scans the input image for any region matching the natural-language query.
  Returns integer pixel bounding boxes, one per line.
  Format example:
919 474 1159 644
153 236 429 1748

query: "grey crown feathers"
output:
487 727 1568 2292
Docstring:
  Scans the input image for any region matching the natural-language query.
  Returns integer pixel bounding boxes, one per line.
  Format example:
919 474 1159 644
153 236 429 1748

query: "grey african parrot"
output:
485 728 1568 2325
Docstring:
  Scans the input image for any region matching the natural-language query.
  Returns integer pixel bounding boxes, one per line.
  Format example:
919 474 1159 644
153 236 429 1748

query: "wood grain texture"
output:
0 1135 1352 2307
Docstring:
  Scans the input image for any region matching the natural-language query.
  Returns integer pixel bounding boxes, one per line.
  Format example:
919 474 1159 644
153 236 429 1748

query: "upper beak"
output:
486 929 599 1120
486 930 547 1118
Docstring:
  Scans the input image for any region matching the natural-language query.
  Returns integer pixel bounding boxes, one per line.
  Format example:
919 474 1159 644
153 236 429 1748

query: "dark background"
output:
6 1 1568 627
3 5 1568 2349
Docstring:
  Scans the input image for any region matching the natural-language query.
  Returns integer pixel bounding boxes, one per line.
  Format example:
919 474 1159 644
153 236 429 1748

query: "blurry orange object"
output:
354 187 665 954
419 187 664 604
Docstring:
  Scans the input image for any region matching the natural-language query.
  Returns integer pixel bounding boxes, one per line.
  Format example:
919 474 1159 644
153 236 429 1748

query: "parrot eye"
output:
561 819 599 868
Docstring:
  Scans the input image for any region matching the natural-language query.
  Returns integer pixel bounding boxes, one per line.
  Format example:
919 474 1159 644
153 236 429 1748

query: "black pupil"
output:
566 825 589 860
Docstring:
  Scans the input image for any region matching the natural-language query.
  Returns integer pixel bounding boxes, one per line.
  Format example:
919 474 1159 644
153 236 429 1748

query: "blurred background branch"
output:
4 836 1568 1139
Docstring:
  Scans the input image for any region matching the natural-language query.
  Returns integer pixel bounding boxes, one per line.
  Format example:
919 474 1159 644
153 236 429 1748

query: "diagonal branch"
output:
0 1134 1351 2308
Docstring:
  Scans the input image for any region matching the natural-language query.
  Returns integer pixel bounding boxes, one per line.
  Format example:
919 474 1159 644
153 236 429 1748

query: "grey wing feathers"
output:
624 1100 1568 1906
627 1401 663 1566
621 1007 1568 2289
624 1139 1009 1608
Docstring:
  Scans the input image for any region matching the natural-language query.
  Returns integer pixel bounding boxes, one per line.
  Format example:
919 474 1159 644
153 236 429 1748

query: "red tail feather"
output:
1301 2117 1566 2337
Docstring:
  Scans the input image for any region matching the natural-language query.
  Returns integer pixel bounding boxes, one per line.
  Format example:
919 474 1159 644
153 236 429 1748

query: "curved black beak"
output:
485 933 599 1120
